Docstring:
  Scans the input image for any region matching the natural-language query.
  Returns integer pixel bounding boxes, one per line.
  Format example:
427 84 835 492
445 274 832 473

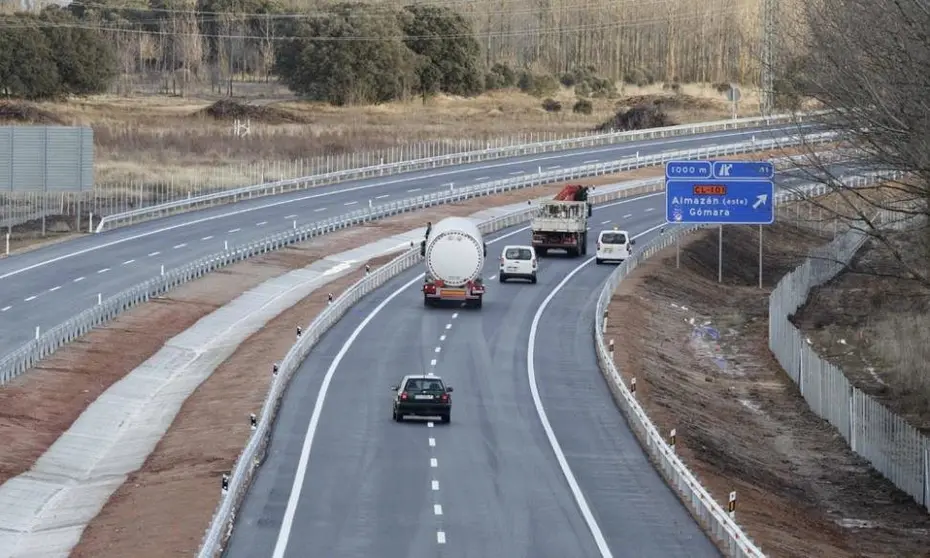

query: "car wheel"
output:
393 407 403 422
499 274 506 283
530 273 537 284
440 412 450 424
595 258 603 265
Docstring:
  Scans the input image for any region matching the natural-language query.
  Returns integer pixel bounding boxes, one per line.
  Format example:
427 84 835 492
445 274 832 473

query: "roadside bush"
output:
594 104 677 132
541 98 561 112
662 82 682 93
518 71 559 97
485 62 516 91
573 98 593 114
623 67 656 87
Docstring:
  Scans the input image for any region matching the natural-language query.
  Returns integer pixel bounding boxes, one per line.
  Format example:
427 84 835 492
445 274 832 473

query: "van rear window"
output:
600 233 627 244
504 248 533 260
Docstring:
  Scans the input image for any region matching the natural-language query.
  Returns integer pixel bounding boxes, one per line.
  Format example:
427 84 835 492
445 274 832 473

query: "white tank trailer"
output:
420 216 487 308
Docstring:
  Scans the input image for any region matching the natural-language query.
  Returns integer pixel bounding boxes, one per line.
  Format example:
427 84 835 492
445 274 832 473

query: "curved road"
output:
223 163 842 557
0 123 810 357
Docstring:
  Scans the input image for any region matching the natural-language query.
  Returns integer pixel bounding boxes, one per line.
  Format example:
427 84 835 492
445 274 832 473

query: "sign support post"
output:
718 225 723 283
759 225 762 289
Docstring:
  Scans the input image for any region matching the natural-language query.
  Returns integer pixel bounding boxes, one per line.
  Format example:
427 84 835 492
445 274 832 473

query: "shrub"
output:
518 71 560 97
542 98 562 112
573 98 593 114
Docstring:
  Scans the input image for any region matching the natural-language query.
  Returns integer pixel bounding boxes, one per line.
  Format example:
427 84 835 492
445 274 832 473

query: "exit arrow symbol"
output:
752 194 768 209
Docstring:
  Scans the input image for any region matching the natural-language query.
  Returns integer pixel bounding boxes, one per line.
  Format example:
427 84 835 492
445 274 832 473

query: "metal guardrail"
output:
0 131 837 386
590 170 899 558
94 111 829 233
194 161 865 558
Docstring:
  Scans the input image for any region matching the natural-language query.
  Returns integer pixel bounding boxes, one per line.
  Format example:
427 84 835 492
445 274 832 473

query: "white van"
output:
499 245 538 283
595 228 634 264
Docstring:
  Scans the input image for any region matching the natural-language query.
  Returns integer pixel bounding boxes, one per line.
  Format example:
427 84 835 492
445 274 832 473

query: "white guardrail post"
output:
94 111 829 233
194 142 870 558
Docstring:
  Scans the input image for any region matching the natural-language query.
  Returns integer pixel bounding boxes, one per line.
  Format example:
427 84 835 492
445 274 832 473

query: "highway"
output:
0 123 809 358
224 166 829 556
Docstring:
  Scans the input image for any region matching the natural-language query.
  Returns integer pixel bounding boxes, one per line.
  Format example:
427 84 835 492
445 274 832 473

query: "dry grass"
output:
0 82 773 192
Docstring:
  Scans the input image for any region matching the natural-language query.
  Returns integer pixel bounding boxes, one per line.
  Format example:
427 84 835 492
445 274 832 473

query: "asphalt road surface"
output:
225 172 832 557
0 124 814 358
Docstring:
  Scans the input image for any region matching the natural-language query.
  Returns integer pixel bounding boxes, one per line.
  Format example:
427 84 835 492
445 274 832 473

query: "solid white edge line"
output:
526 220 665 558
270 223 532 558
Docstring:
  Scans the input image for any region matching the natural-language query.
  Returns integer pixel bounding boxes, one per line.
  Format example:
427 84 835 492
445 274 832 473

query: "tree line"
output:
0 0 785 101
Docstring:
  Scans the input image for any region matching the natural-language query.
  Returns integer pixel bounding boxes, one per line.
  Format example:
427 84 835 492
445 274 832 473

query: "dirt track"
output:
607 222 930 557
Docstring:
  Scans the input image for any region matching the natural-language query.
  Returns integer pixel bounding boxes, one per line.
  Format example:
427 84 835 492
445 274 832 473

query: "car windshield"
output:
405 378 444 392
504 248 533 260
600 233 627 244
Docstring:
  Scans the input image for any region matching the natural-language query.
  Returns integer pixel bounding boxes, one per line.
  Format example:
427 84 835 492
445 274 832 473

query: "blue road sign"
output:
665 160 712 179
665 179 775 224
712 160 774 179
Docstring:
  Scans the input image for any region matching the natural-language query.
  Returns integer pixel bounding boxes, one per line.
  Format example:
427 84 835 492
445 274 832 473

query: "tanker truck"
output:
419 217 487 309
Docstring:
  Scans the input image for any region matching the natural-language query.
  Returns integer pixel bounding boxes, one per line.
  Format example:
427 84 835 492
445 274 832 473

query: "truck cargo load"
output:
530 185 592 257
420 217 487 308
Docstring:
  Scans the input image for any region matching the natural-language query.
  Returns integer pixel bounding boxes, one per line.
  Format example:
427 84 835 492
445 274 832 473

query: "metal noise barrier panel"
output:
195 166 889 558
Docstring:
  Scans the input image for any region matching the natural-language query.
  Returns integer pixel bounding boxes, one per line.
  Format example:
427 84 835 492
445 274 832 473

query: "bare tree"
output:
781 0 930 286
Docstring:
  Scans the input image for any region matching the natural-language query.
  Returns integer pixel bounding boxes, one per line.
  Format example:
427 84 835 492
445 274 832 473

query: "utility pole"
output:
760 0 776 115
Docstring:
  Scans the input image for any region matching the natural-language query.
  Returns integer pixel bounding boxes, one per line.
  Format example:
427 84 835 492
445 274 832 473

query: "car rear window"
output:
600 233 627 244
504 248 533 260
405 378 444 392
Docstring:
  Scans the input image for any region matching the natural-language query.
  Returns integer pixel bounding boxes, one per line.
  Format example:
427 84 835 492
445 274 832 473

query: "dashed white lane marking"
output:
431 480 439 491
434 347 441 353
73 277 84 283
48 286 60 292
122 259 135 265
173 243 187 249
0 306 10 312
451 312 459 319
148 251 160 257
509 170 525 175
202 235 213 241
489 274 497 280
433 504 443 516
645 207 655 212
430 458 438 468
344 201 358 206
228 228 241 233
97 268 110 274
257 221 267 226
474 176 490 181
430 359 437 366
547 165 561 169
375 194 390 199
429 437 436 447
24 295 36 302
407 188 421 192
623 214 632 219
600 220 611 225
284 214 297 220
427 422 434 428
439 334 446 342
583 159 599 164
314 207 327 212
437 532 446 544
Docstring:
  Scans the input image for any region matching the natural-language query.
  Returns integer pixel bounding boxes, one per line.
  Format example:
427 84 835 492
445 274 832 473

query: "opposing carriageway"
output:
0 122 813 360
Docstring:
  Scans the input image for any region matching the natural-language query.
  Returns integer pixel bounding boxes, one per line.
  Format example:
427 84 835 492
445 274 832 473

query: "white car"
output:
499 245 538 283
595 228 634 264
